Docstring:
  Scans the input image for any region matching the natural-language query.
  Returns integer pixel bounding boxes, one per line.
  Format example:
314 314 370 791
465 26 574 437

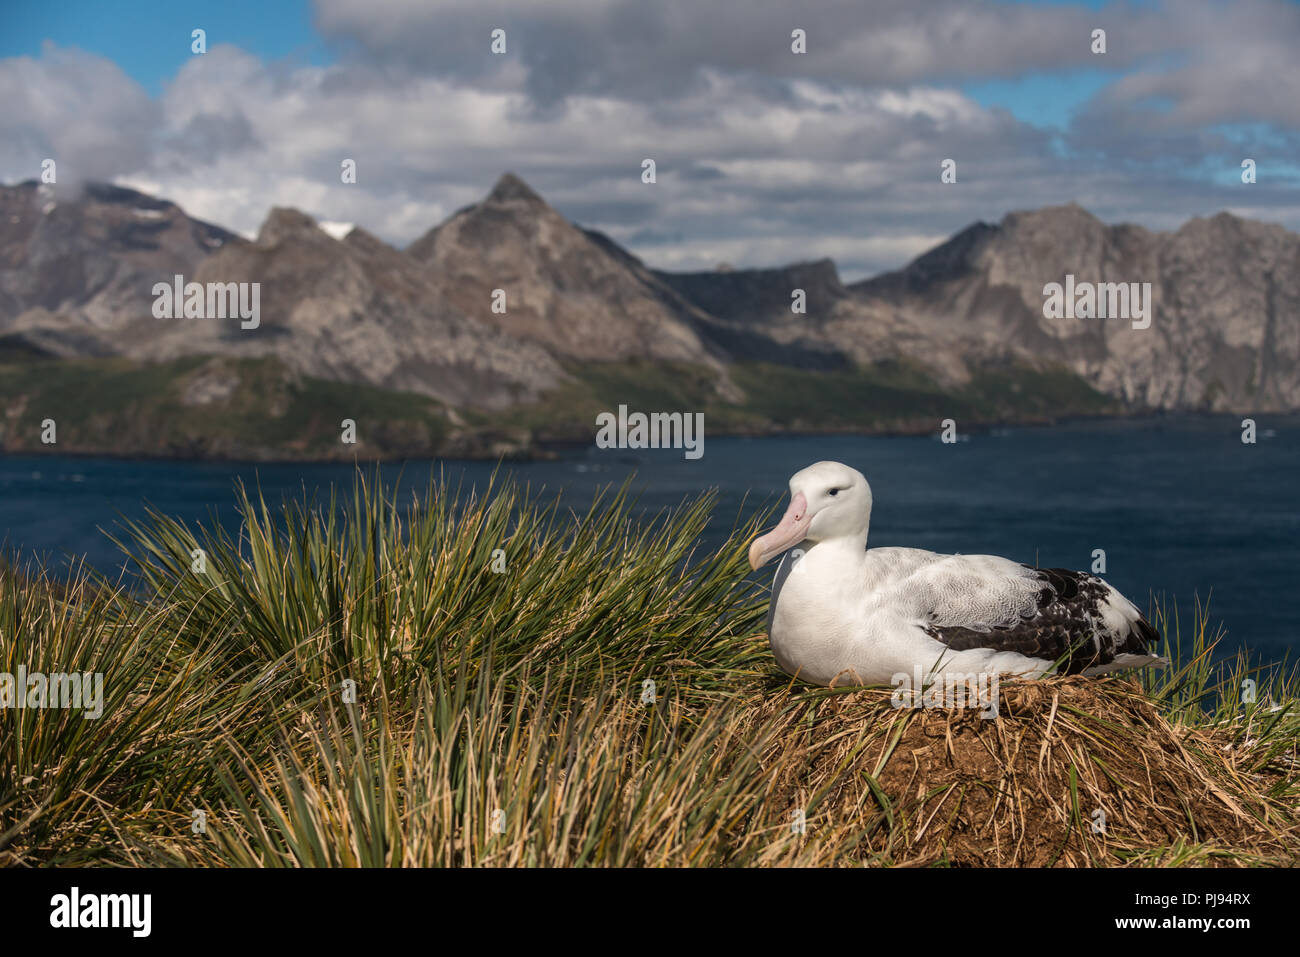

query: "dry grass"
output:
757 677 1300 866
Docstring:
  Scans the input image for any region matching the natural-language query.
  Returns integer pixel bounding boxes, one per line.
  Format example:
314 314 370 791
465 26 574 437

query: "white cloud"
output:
3 0 1300 279
0 42 159 186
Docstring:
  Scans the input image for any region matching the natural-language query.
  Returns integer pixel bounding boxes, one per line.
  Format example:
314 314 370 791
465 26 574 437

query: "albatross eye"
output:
828 487 841 497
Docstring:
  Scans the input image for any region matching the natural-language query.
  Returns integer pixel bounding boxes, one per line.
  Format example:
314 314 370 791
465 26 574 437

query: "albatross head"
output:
747 461 871 570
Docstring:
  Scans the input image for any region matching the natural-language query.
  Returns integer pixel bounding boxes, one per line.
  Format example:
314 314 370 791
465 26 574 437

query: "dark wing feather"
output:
922 566 1160 674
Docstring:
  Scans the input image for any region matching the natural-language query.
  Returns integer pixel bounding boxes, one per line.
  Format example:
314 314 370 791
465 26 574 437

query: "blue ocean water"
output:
1 415 1296 665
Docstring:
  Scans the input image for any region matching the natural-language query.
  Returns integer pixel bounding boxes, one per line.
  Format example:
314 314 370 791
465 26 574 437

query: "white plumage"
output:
748 461 1166 687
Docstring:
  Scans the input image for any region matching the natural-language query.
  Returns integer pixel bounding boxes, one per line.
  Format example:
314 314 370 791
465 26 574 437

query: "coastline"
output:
0 408 1260 466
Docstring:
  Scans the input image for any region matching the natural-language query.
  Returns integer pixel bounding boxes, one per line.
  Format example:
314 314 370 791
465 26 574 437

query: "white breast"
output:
767 545 1052 685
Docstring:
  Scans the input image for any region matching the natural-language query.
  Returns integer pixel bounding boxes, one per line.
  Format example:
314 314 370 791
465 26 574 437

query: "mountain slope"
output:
847 205 1300 411
407 173 734 390
0 181 237 357
655 259 855 369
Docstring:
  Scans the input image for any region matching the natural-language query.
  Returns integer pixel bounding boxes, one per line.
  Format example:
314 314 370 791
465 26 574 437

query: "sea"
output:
2 415 1296 666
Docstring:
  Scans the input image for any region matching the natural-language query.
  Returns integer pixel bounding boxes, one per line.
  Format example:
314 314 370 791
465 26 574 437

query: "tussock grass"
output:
1 473 1297 866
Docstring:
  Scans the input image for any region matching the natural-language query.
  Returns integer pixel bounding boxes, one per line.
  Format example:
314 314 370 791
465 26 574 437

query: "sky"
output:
2 0 1298 281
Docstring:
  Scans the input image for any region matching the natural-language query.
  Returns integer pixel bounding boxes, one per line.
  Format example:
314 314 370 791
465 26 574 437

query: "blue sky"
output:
3 0 1298 278
963 70 1117 129
0 0 331 95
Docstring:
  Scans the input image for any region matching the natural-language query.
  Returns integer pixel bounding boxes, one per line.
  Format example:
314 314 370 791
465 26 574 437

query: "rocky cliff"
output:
846 205 1300 411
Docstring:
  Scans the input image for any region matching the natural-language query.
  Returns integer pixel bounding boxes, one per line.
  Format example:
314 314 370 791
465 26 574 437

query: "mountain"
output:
846 205 1300 411
0 180 562 410
0 181 237 357
407 173 732 388
1 172 1296 460
172 207 564 409
655 259 855 369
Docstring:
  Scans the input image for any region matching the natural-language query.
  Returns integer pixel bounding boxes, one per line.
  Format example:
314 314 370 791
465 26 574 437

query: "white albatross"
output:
748 461 1167 687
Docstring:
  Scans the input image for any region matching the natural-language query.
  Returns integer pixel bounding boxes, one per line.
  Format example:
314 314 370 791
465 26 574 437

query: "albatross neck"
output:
808 529 869 563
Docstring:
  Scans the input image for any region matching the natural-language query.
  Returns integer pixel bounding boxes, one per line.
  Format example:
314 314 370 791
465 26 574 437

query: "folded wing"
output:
886 556 1162 674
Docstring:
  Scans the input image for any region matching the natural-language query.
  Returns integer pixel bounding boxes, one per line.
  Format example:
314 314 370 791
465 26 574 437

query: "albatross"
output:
748 461 1166 687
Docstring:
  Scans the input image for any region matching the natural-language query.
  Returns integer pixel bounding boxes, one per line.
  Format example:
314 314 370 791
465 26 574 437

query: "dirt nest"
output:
760 676 1300 866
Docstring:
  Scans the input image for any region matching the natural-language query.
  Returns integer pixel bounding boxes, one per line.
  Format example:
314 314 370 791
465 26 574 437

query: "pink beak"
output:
748 491 811 570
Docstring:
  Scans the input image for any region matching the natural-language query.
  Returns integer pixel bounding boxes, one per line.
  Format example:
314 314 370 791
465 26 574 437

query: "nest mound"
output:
760 676 1299 866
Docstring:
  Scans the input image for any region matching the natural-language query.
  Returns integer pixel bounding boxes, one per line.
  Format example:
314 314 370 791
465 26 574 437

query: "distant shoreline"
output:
0 409 1285 467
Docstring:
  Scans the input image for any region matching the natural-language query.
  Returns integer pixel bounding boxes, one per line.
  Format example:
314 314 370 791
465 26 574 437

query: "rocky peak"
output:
257 207 324 246
1171 210 1289 251
84 181 176 213
0 179 239 326
486 172 546 206
851 221 997 298
1001 201 1101 230
785 258 844 293
341 226 390 254
406 173 723 371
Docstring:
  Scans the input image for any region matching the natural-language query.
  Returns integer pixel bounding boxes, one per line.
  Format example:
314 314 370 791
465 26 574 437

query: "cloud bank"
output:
3 0 1297 279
